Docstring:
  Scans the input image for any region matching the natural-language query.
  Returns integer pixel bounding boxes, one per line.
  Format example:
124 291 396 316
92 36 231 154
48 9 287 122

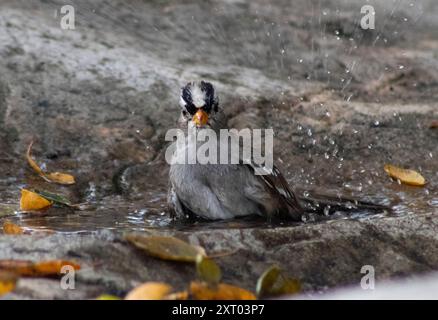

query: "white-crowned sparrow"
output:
168 81 387 221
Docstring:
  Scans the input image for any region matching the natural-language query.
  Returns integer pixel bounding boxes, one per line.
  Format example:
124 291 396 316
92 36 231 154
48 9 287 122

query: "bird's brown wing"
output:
245 162 303 219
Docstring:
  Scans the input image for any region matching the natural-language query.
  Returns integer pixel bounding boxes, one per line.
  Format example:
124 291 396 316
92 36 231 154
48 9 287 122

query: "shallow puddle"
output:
1 167 437 234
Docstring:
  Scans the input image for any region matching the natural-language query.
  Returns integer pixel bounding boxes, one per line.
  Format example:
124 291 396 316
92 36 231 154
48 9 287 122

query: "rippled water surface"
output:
1 167 437 234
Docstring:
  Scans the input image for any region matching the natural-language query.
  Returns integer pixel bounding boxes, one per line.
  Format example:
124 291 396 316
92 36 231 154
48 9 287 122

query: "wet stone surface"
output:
0 0 437 298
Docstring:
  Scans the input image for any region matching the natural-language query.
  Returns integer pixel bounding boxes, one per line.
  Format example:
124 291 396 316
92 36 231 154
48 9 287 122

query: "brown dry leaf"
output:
26 141 75 185
125 282 172 300
430 120 438 129
3 221 26 235
0 259 80 277
125 234 206 262
0 271 17 297
384 164 426 186
190 281 256 300
20 189 52 211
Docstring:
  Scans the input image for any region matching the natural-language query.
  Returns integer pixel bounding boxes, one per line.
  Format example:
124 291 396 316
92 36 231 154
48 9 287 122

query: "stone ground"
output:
0 0 437 299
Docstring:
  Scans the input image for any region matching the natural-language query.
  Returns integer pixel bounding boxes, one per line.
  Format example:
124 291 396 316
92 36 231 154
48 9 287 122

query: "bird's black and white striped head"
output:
179 81 219 128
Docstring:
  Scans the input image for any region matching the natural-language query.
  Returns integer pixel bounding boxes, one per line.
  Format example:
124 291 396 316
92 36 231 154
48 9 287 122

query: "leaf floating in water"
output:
125 282 172 300
384 164 426 186
20 189 52 211
196 254 222 286
2 221 26 235
189 281 256 300
26 141 75 185
0 271 18 297
256 265 301 298
0 259 80 277
95 294 121 300
125 234 206 262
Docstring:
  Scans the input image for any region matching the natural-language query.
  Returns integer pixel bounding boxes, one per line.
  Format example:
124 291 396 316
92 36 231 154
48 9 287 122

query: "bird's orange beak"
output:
192 109 209 127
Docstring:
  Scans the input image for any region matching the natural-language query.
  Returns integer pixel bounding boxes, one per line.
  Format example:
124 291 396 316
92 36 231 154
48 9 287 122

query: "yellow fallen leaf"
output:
125 282 172 300
20 189 52 211
44 172 75 185
95 294 121 300
256 265 281 298
0 259 80 277
125 234 206 262
190 281 256 300
2 221 25 235
164 291 189 300
0 271 17 297
384 164 426 186
196 255 221 285
26 141 75 185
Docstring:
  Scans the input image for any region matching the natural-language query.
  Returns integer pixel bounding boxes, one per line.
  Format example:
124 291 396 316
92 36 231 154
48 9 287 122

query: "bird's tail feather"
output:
297 190 390 215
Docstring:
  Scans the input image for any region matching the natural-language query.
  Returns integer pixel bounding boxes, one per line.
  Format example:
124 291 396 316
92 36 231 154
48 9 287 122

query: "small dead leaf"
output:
272 277 301 296
190 281 256 300
256 265 281 298
256 265 301 298
196 255 221 285
20 189 52 211
0 271 17 297
125 282 172 300
384 164 426 186
0 259 80 277
26 141 75 185
164 291 189 300
95 294 121 300
125 234 206 262
3 221 26 235
430 120 438 129
34 190 72 207
43 172 75 185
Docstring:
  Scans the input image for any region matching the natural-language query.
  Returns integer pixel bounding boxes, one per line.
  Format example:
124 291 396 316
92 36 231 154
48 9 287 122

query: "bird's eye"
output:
182 110 187 116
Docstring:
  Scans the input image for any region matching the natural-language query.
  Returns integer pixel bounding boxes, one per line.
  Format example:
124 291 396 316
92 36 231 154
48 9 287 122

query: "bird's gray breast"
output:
168 137 269 219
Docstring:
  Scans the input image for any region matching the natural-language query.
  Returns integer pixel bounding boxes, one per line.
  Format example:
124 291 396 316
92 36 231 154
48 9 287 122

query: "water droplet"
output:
307 128 313 137
399 65 405 69
303 191 310 198
323 206 330 216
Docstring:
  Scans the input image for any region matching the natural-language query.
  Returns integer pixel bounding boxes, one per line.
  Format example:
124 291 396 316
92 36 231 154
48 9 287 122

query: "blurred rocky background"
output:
0 0 437 299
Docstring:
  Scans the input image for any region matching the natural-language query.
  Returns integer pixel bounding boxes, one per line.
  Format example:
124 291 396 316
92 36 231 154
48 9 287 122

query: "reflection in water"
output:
0 169 437 234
